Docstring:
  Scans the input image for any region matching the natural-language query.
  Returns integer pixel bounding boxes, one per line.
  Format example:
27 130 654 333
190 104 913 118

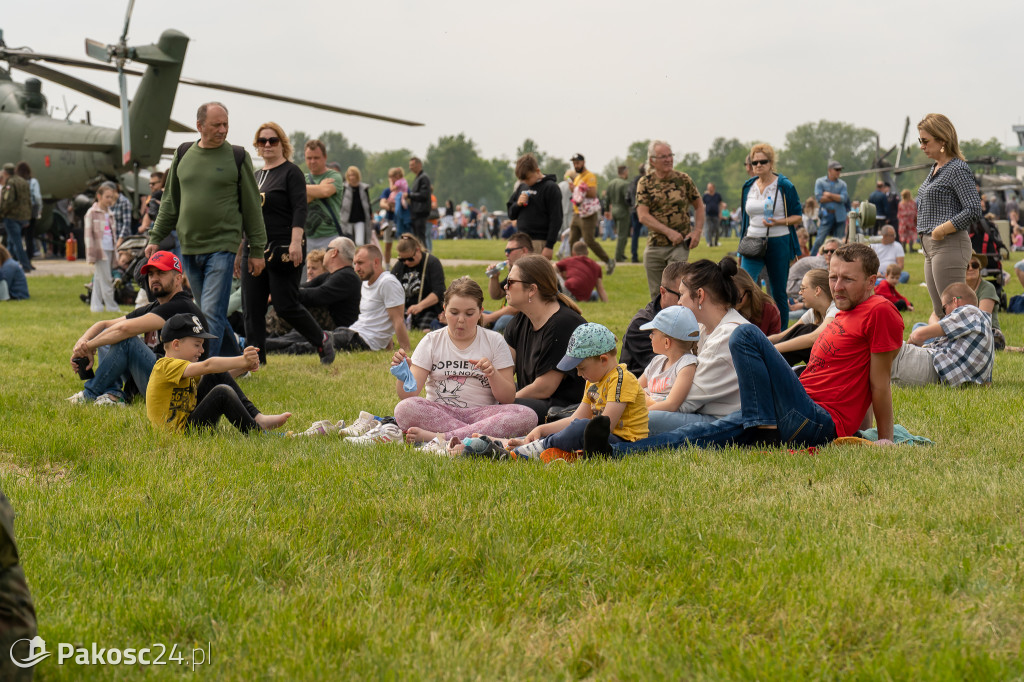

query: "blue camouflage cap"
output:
556 323 617 371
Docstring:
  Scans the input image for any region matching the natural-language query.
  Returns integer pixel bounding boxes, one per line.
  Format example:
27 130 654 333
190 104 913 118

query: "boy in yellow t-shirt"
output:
147 313 288 433
512 323 647 459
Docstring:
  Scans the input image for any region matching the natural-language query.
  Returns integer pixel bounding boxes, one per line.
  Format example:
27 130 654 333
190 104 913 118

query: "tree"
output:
425 133 508 209
515 138 567 178
782 121 877 201
364 148 413 199
290 131 309 164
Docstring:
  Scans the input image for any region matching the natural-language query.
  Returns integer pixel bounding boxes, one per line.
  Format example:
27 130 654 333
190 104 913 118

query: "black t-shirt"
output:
255 162 308 242
702 191 722 217
348 185 366 224
391 253 445 321
126 290 209 359
503 302 587 406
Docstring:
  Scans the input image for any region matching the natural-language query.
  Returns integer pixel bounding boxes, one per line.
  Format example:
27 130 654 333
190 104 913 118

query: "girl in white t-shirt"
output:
768 268 836 365
391 277 538 444
637 305 706 436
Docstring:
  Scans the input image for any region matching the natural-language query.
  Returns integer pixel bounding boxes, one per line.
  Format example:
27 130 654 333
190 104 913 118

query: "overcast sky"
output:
4 0 1023 173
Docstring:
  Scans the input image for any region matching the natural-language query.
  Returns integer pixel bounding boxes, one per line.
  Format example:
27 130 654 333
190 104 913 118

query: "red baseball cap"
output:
140 251 183 274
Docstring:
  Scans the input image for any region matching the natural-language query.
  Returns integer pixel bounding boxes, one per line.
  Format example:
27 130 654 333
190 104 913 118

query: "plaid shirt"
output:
111 193 133 241
915 158 982 234
926 304 993 386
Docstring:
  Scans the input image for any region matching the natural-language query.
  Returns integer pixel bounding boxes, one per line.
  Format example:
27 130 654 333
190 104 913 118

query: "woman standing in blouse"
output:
915 114 982 319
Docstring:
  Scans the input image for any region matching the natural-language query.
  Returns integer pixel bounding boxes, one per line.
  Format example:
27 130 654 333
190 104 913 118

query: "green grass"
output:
3 239 1024 679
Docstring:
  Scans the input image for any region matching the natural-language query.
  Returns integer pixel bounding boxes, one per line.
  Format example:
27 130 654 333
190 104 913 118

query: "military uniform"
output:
0 490 37 682
636 169 700 297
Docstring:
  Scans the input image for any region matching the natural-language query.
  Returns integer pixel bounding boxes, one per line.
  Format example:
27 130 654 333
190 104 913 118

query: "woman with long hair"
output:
915 113 982 318
768 268 836 365
84 184 121 312
733 267 781 336
241 122 333 366
501 254 588 422
391 277 538 446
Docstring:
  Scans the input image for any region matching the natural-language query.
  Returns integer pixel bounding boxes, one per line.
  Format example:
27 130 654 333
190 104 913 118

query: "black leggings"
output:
185 373 260 434
242 257 323 364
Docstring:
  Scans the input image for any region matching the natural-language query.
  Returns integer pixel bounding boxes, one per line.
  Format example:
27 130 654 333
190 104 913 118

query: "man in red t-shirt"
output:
555 241 608 302
602 243 903 457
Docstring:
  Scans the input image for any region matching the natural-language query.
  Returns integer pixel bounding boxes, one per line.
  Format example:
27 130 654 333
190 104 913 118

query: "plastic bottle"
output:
763 195 774 226
66 234 77 261
484 260 507 278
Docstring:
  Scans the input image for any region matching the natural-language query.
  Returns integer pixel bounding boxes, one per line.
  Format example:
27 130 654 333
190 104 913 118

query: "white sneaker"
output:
94 393 126 407
419 436 456 456
339 411 378 437
513 439 547 460
296 419 340 437
347 423 404 445
66 391 88 404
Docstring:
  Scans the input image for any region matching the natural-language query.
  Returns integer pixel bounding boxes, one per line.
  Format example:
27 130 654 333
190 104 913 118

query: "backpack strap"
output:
173 142 246 210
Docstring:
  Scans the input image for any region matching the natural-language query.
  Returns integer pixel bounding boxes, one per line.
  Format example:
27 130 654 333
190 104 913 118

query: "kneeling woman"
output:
392 277 538 443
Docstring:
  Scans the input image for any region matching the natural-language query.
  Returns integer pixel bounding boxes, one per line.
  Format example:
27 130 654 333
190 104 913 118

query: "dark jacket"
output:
619 295 662 375
408 171 432 218
506 174 563 249
298 265 361 328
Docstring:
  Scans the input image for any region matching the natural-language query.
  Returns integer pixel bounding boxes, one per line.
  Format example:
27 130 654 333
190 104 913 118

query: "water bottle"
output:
763 195 774 226
484 261 507 278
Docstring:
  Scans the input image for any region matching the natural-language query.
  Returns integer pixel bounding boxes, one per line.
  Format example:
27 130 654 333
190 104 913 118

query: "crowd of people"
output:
45 106 1003 453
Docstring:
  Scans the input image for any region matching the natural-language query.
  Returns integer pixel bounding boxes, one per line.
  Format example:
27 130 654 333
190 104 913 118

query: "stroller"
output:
79 235 150 306
969 216 1009 311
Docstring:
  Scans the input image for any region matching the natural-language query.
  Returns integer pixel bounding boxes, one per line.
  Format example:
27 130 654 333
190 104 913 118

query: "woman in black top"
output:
241 123 334 365
502 254 587 422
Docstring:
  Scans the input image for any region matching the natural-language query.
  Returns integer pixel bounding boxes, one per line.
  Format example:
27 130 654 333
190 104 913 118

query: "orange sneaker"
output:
539 447 580 463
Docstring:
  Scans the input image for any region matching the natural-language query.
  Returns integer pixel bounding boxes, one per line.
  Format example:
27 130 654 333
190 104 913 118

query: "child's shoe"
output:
347 422 404 445
339 411 378 437
511 439 547 461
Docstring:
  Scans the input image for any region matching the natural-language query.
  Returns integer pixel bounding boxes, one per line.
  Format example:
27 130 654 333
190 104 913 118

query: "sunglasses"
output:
968 262 981 270
399 255 418 263
750 159 770 166
661 286 680 298
257 137 281 146
504 278 529 288
821 249 836 255
504 246 525 255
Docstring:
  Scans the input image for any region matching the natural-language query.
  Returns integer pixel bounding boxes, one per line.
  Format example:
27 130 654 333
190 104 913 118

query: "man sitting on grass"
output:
147 313 290 433
555 241 608 302
589 243 904 454
889 282 993 387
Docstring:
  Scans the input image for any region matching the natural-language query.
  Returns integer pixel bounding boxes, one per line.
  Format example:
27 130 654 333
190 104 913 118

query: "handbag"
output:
738 182 781 259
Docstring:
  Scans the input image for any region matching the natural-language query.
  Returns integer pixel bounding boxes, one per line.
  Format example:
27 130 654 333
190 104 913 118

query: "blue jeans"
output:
611 325 837 454
810 214 844 256
491 313 515 333
3 219 31 270
84 336 157 400
740 235 793 329
647 410 718 435
545 418 623 452
182 252 235 357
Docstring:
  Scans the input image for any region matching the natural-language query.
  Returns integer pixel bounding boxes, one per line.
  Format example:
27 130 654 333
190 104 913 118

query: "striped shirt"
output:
926 304 993 386
915 158 982 234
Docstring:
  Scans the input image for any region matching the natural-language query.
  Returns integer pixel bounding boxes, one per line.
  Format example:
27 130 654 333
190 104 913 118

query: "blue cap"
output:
556 323 617 371
639 306 700 342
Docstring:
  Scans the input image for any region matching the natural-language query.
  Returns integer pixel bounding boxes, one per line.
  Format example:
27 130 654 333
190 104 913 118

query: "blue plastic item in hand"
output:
390 359 418 392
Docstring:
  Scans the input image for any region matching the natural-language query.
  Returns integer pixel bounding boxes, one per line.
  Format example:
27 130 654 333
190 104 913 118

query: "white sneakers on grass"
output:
347 423 404 445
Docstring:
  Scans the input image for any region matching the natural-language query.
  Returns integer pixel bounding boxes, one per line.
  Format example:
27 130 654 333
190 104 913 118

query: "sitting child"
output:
874 264 913 312
146 313 290 433
511 323 648 459
637 306 703 435
555 241 608 302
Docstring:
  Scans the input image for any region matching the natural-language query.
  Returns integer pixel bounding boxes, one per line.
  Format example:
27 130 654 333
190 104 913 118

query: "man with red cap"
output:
67 251 288 430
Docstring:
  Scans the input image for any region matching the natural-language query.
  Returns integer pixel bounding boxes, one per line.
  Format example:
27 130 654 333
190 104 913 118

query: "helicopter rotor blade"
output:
120 0 136 46
895 116 910 170
118 69 132 164
176 75 424 126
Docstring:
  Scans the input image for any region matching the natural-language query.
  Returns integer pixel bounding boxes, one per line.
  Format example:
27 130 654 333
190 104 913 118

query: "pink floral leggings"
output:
394 398 538 440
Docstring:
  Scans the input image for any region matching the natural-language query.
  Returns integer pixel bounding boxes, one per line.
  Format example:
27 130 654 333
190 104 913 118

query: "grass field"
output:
3 236 1024 679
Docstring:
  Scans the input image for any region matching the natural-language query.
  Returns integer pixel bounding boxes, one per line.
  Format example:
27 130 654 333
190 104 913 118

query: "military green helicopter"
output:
0 2 422 236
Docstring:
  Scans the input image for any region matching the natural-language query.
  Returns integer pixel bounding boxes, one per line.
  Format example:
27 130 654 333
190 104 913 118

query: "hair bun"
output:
718 256 738 278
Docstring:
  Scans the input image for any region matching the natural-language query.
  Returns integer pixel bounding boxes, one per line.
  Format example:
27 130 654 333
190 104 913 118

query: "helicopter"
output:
0 2 422 240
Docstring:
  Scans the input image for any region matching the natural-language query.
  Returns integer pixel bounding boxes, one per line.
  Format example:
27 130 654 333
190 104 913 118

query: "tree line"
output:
290 122 1005 215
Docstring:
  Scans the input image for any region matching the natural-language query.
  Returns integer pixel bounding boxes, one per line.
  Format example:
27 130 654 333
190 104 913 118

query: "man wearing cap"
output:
0 162 33 272
145 102 266 357
810 160 849 256
568 154 615 275
68 251 214 405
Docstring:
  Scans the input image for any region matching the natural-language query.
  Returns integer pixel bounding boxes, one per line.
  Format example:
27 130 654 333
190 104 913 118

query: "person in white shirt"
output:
870 225 909 283
768 268 837 365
